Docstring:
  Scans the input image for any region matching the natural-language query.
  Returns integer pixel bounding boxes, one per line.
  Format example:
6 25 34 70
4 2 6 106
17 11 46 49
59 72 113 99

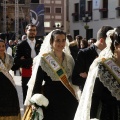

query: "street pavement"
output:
12 71 24 118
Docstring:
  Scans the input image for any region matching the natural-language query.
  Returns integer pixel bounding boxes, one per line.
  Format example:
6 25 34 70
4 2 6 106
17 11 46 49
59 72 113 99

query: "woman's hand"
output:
79 72 88 78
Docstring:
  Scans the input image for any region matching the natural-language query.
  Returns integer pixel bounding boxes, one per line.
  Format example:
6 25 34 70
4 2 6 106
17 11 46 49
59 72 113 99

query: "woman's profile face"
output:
51 34 66 52
0 42 5 54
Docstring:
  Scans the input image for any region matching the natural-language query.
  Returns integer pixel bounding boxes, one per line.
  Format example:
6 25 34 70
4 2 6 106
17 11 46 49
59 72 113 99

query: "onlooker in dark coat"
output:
12 24 43 104
72 26 113 90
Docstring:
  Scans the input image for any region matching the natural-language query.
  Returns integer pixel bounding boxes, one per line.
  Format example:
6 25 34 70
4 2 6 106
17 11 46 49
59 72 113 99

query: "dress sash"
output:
42 53 76 98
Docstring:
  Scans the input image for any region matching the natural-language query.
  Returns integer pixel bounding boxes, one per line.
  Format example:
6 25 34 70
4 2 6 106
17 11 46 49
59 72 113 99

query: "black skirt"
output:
0 72 20 116
42 81 78 120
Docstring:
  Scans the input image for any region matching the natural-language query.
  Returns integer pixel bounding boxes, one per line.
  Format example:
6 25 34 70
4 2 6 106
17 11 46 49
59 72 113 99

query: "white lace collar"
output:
98 63 120 100
40 51 74 82
0 53 13 71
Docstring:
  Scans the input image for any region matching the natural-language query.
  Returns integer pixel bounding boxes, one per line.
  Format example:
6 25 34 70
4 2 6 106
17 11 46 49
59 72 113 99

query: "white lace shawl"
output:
74 58 99 120
24 29 79 106
98 62 120 100
0 53 13 72
40 52 74 81
74 29 116 120
0 53 15 86
4 53 13 71
24 52 75 106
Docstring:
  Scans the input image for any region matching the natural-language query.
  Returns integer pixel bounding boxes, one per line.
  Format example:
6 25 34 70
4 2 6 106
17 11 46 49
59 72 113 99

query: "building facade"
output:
0 0 30 40
0 0 68 40
40 0 67 34
69 0 120 39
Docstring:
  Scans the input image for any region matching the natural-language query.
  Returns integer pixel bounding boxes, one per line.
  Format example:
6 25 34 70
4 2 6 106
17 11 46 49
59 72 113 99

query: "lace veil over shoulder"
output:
24 29 72 105
74 29 116 120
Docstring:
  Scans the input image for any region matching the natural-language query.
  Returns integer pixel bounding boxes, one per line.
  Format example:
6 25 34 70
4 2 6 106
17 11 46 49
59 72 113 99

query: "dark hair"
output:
25 24 37 30
89 38 97 43
75 35 83 40
80 39 88 48
0 39 5 43
110 26 120 53
50 29 66 44
75 35 83 48
66 34 73 42
97 26 113 40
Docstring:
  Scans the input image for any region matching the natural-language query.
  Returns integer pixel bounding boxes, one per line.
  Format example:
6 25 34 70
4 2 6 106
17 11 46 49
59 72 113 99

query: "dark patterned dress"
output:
90 62 120 120
31 53 78 120
0 54 21 120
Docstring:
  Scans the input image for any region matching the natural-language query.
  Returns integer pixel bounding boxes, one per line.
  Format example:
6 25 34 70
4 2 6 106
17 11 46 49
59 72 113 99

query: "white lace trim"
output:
24 29 75 105
74 60 120 120
0 53 14 86
24 52 75 106
41 52 74 82
98 64 120 100
74 58 99 120
5 53 13 70
74 29 116 120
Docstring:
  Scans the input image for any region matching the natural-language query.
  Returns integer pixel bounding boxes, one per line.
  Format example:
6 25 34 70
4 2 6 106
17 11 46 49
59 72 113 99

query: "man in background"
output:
72 26 113 90
12 24 43 104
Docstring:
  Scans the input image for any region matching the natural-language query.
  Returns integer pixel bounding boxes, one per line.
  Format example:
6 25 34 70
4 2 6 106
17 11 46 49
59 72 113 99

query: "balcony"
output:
115 6 120 10
99 8 108 12
71 12 78 16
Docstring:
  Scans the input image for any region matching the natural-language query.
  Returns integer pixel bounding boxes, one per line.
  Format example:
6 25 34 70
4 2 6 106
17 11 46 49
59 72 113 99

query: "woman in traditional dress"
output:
0 40 21 120
24 29 79 120
74 26 120 120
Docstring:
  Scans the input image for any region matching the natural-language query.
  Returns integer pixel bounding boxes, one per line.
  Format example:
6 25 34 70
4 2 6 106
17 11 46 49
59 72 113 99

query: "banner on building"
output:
30 4 44 36
93 0 100 9
79 0 86 20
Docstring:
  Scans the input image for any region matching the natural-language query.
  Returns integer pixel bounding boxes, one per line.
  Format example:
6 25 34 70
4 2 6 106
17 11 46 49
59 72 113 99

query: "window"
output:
74 30 79 39
45 7 51 13
55 1 61 4
86 29 93 40
55 8 62 13
115 0 120 17
31 0 39 3
72 3 79 22
44 22 50 27
88 1 92 19
100 0 108 18
118 0 120 16
44 0 50 4
19 0 25 4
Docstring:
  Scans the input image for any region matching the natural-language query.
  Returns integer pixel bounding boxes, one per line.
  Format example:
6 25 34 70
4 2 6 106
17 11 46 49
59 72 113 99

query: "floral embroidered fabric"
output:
98 63 120 100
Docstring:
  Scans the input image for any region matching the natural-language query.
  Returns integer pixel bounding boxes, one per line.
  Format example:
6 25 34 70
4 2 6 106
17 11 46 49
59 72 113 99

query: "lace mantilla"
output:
0 53 13 71
74 62 98 120
24 52 75 106
98 63 120 100
40 52 74 82
0 53 14 86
